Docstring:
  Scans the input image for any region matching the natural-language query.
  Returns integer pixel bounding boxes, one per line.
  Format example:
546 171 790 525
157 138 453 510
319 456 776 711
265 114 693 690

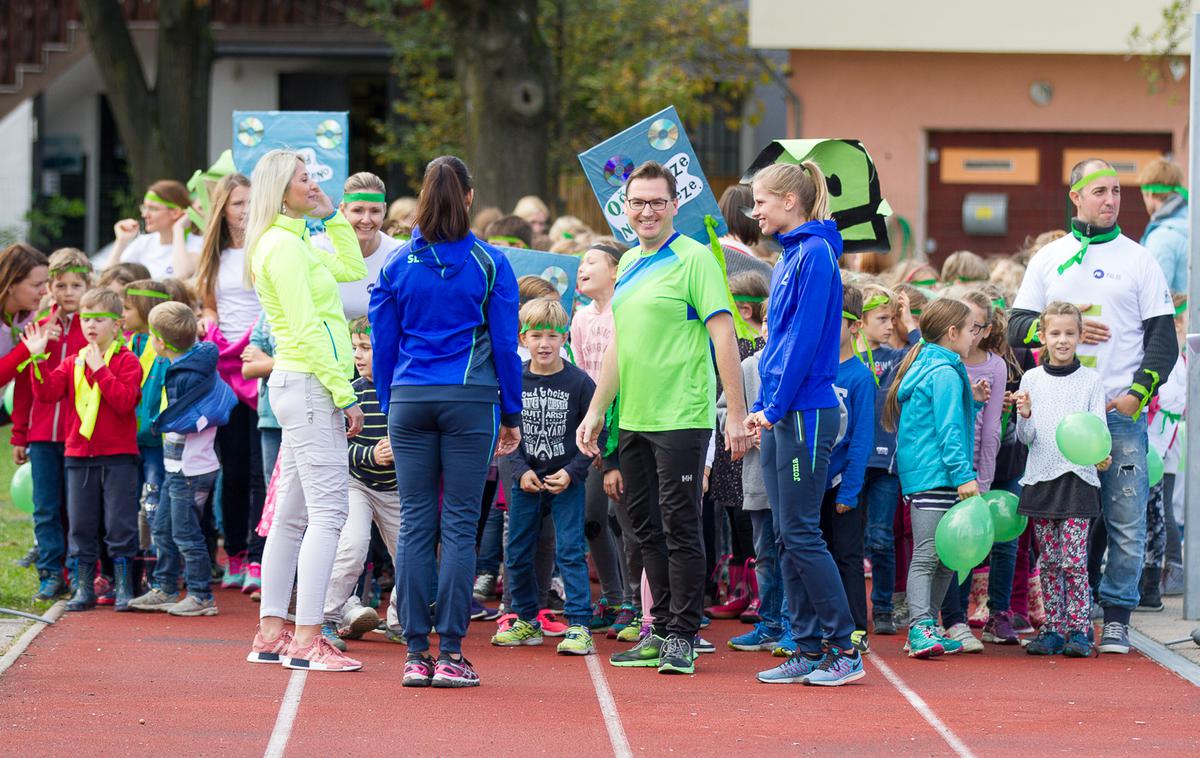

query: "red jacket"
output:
11 309 87 447
32 345 142 458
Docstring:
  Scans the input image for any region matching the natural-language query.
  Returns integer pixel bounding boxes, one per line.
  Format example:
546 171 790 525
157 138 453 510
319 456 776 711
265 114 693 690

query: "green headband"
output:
51 265 90 277
520 323 569 334
150 325 181 353
1070 168 1118 193
144 191 182 210
908 278 938 288
1175 298 1188 316
489 236 527 248
351 324 372 335
343 192 386 203
842 310 860 321
126 288 169 300
1141 184 1189 200
733 295 767 303
81 312 121 320
862 294 891 312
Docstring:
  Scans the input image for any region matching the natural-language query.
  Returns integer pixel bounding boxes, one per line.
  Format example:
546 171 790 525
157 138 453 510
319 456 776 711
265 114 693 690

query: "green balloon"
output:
3 382 12 415
10 462 33 514
935 495 995 584
1055 412 1112 466
983 489 1027 542
1147 448 1165 488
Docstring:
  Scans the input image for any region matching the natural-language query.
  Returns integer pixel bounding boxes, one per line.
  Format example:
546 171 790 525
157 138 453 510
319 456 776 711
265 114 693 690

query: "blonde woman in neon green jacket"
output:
243 149 368 673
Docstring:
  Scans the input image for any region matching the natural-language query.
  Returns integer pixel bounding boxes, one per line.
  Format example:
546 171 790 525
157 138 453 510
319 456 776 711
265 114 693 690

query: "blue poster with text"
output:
232 111 349 211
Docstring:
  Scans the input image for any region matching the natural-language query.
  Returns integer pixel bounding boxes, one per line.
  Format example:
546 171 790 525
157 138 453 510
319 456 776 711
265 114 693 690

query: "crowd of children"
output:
3 152 1188 687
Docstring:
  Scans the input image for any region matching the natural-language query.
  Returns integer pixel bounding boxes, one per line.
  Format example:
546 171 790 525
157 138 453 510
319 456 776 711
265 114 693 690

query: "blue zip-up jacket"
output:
1140 193 1188 294
159 341 219 434
368 226 522 425
867 329 919 470
894 342 981 495
827 356 876 505
754 220 843 423
131 331 169 448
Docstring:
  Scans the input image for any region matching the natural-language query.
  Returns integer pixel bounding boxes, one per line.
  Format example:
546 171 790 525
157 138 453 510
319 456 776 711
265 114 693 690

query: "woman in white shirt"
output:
313 172 403 320
108 180 202 278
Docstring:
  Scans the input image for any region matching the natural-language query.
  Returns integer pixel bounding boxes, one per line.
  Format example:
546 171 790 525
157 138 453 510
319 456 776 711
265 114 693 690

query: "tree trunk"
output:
442 0 552 213
78 0 212 189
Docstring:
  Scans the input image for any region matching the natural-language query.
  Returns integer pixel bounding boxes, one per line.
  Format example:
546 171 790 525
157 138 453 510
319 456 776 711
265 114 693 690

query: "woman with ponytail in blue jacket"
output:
744 161 863 687
369 156 523 688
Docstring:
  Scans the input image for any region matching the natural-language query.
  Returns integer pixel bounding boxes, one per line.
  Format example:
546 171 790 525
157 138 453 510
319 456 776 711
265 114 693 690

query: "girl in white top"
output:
312 172 404 320
108 180 202 279
195 174 259 338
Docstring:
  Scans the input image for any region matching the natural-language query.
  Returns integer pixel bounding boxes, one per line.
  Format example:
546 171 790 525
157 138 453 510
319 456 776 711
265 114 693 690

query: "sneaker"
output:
892 592 909 627
936 625 968 655
557 625 595 655
491 618 544 647
657 634 695 675
699 615 711 629
872 611 897 636
283 635 363 671
607 605 637 639
1026 629 1066 655
339 604 380 640
18 544 38 568
246 627 295 664
1162 563 1185 596
803 647 865 686
128 587 180 612
944 623 982 653
548 577 566 612
610 632 665 667
587 598 618 630
739 598 763 624
249 590 261 602
537 609 568 637
432 653 480 687
221 553 246 590
906 620 945 659
403 652 435 687
1098 622 1130 654
728 623 781 652
1011 612 1036 634
167 595 219 616
95 574 115 605
470 597 501 622
321 622 349 652
241 562 262 594
757 650 823 683
616 617 645 643
385 629 407 645
473 572 498 601
496 613 518 633
33 572 68 601
693 636 715 654
863 557 872 579
1063 630 1094 658
851 630 870 655
772 628 797 657
982 610 1020 645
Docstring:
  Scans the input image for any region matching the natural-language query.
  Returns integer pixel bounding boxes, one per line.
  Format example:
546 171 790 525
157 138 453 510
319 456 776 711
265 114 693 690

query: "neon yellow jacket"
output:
251 212 367 409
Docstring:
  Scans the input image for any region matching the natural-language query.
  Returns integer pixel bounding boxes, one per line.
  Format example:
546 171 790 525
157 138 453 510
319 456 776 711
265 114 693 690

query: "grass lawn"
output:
0 438 52 615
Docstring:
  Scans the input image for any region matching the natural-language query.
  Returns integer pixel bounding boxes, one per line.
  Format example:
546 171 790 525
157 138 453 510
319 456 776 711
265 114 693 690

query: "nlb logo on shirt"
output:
1091 268 1121 281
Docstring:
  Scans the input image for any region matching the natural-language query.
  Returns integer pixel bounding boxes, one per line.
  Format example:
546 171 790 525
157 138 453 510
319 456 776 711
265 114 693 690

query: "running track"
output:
2 585 1199 756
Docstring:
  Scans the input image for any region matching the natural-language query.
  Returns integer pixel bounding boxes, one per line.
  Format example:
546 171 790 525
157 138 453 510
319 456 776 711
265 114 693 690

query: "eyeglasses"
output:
626 198 670 212
139 204 169 214
968 321 990 335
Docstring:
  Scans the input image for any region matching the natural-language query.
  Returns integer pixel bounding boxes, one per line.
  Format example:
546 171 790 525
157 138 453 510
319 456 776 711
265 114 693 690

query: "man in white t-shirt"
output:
1009 158 1177 655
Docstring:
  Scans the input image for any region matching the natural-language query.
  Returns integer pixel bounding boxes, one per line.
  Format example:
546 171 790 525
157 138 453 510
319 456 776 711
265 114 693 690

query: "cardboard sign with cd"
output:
232 111 350 228
577 105 726 246
493 246 580 316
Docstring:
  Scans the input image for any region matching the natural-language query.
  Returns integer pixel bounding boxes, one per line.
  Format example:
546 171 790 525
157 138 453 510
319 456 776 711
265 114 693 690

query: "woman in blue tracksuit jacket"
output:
745 161 863 687
368 156 522 688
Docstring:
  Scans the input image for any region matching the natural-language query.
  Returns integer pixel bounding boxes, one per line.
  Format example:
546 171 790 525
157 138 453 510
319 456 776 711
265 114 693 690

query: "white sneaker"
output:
339 604 381 640
944 623 983 653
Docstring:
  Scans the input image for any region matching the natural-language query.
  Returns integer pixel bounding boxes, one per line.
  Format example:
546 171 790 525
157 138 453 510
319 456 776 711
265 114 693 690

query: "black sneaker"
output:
657 634 695 675
1098 622 1130 654
18 545 38 568
872 612 897 636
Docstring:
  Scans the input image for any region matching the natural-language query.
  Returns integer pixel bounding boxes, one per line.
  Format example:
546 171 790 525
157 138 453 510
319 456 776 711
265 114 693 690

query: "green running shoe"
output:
557 625 596 655
490 618 544 647
657 635 696 675
610 631 665 667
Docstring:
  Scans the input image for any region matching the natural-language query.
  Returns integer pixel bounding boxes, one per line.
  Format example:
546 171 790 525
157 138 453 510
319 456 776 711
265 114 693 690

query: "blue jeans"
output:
761 407 854 653
154 470 218 597
1097 410 1150 612
260 427 282 488
28 442 67 574
139 444 165 528
986 477 1022 613
863 468 899 614
390 399 498 655
749 509 785 636
477 503 505 576
507 482 591 627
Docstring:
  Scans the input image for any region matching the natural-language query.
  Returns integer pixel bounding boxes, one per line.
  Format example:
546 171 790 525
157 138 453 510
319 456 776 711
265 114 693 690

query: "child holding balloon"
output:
1013 301 1110 657
882 298 989 659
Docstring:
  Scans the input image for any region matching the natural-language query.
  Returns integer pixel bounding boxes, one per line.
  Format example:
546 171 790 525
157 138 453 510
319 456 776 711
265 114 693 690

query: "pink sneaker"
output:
403 652 436 687
496 612 518 632
283 634 363 672
222 553 247 590
246 627 295 664
537 609 568 637
431 654 480 688
241 562 262 594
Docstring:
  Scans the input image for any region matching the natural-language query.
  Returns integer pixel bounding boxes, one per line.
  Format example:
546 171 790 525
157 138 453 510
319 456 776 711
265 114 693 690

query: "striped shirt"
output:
348 377 396 491
906 488 959 512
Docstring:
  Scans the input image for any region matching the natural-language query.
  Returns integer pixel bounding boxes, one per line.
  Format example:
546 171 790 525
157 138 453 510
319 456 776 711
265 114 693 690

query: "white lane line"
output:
869 657 976 758
264 669 307 758
585 654 633 758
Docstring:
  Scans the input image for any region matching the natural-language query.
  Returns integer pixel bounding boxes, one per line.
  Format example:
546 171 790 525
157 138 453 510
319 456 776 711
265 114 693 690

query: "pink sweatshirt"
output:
570 299 614 383
966 351 1007 492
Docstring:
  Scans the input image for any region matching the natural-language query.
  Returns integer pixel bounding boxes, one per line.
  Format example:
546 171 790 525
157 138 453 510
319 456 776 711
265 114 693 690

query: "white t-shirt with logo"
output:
313 232 403 320
1013 231 1173 403
115 233 203 279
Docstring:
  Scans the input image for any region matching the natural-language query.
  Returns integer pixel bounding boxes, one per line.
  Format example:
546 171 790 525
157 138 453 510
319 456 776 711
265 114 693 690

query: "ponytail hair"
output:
751 160 830 222
415 156 473 243
882 298 971 432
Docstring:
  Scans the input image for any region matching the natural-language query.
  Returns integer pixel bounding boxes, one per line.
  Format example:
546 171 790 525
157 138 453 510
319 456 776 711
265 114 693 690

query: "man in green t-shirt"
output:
578 160 751 675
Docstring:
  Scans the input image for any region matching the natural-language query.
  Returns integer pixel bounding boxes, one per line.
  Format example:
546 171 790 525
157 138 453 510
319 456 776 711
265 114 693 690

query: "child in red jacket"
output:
12 247 91 601
25 288 142 612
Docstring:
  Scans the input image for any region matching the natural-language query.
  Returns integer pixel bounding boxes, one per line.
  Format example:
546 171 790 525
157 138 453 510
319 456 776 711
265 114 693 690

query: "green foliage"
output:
359 0 768 193
24 195 87 250
1128 0 1192 97
0 438 46 616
